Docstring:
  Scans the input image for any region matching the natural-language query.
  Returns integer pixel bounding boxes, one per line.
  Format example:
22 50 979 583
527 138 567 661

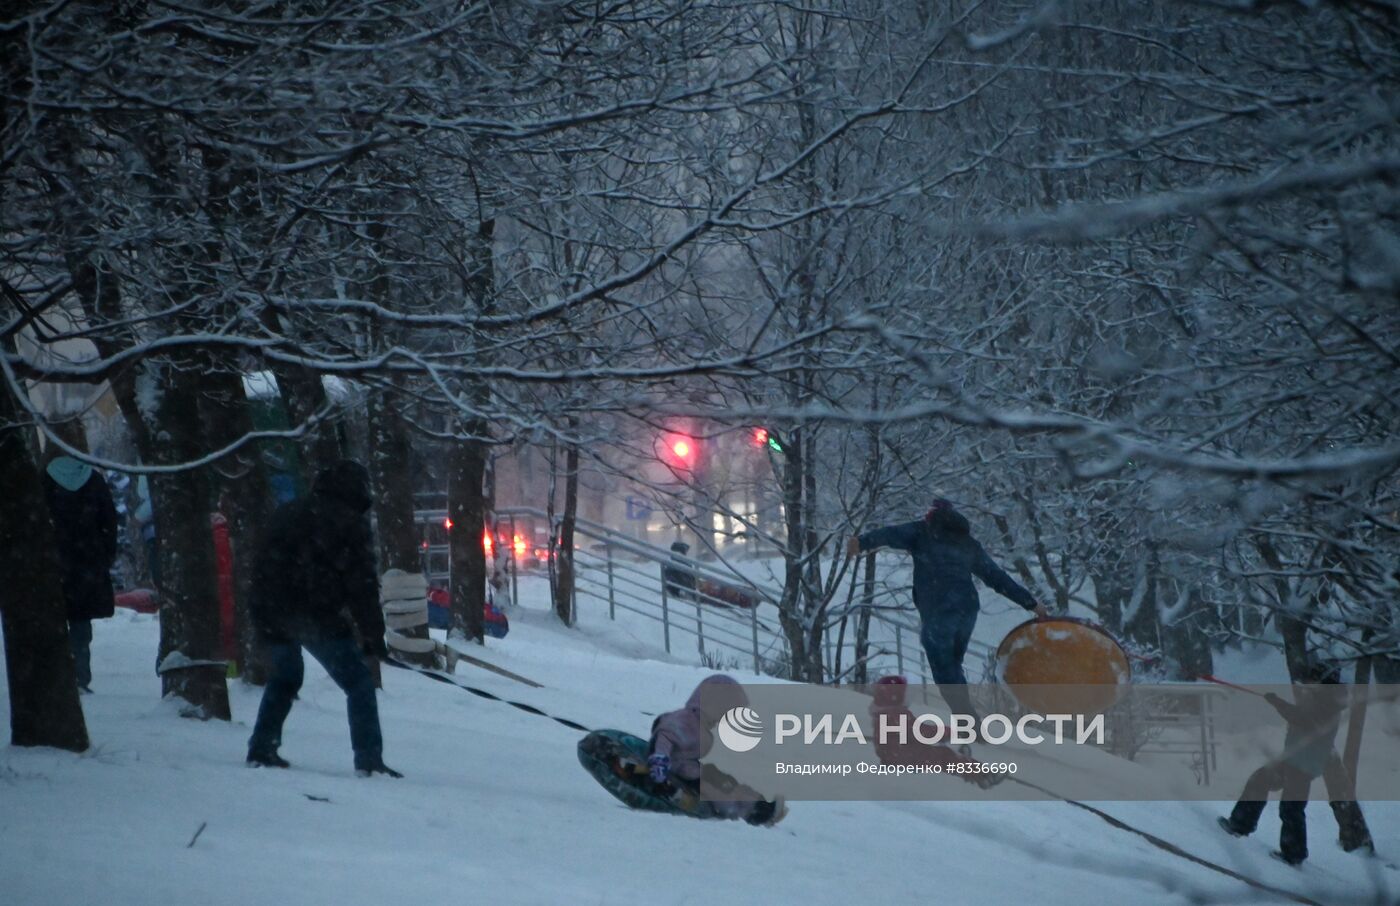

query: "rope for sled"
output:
382 655 590 732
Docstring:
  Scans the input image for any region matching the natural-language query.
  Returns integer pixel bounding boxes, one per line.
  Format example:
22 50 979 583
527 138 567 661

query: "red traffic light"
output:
750 426 785 453
661 432 698 468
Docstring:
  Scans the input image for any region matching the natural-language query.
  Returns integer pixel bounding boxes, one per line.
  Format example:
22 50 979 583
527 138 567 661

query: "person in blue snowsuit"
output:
849 499 1045 723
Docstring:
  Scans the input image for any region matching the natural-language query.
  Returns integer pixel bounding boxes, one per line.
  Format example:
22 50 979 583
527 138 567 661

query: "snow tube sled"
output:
114 588 159 614
483 603 509 639
995 617 1131 716
427 587 510 638
696 579 758 609
578 730 725 819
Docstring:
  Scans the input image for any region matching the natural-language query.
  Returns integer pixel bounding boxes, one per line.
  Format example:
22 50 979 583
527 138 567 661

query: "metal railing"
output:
417 505 1000 683
512 507 788 674
416 506 793 674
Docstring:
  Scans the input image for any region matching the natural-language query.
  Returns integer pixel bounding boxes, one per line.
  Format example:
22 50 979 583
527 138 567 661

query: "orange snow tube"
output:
995 618 1131 716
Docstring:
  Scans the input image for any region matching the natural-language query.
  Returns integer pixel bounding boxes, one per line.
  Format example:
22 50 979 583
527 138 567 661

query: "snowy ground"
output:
2 577 1395 906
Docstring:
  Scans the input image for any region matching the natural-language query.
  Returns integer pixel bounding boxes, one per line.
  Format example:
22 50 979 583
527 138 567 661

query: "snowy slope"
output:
2 579 1395 906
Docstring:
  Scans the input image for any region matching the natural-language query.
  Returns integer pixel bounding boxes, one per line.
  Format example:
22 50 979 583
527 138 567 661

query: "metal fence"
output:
418 505 1018 683
503 507 788 674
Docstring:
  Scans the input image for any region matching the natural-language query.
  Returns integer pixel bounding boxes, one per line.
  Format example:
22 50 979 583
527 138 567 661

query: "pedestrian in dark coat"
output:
662 540 698 603
246 460 399 777
42 449 119 693
849 499 1044 723
1218 664 1345 865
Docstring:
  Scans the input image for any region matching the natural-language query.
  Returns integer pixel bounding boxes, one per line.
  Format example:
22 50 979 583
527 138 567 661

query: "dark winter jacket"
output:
856 506 1036 622
250 461 385 650
42 457 119 622
1269 684 1345 778
662 543 697 603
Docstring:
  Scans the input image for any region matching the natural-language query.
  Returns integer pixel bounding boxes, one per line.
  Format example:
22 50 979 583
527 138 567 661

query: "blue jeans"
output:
920 609 979 721
69 619 93 689
248 637 383 769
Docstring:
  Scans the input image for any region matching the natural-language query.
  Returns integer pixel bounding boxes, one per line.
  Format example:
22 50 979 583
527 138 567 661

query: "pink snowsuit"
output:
649 675 757 819
649 675 748 780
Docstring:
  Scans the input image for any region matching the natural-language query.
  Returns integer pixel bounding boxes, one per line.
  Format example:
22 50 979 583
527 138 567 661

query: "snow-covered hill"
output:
2 578 1393 905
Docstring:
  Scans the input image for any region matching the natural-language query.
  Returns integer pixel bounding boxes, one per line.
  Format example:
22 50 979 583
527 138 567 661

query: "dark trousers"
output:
1323 754 1373 851
248 637 383 769
1227 762 1312 862
68 619 93 689
921 609 980 722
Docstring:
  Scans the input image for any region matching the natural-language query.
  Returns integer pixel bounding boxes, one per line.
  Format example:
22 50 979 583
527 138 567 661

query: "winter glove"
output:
647 753 671 785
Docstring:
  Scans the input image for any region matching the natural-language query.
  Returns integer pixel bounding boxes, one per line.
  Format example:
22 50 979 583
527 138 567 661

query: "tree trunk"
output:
801 429 825 682
198 149 275 684
367 390 420 573
0 378 90 750
448 432 488 642
0 9 88 750
445 210 497 641
1255 537 1313 682
150 360 231 720
366 386 432 666
853 551 876 685
776 425 809 680
1123 543 1163 653
552 441 580 626
197 366 273 685
1158 587 1215 681
1093 573 1126 636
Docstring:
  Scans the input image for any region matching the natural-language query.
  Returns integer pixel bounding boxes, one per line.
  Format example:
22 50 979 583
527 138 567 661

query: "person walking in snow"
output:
1218 663 1346 865
246 460 400 777
646 675 785 825
661 540 698 603
41 421 119 694
848 498 1045 725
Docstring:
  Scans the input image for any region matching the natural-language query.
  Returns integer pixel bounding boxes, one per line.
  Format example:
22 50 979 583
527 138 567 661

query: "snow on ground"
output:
3 577 1396 906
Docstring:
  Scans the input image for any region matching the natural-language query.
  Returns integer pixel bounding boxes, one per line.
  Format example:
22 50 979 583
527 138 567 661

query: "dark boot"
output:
1330 799 1374 854
247 749 291 769
745 799 778 826
355 760 403 778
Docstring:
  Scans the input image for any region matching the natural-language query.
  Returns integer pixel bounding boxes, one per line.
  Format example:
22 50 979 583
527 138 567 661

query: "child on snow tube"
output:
646 674 785 826
869 674 1003 788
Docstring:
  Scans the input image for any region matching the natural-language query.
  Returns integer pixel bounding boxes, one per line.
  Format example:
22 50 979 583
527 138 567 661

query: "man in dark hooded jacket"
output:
1218 664 1346 865
849 499 1044 723
42 438 119 694
246 460 399 777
